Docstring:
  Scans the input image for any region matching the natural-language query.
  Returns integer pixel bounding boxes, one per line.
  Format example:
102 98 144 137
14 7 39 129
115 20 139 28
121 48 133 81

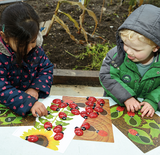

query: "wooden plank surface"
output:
53 69 100 85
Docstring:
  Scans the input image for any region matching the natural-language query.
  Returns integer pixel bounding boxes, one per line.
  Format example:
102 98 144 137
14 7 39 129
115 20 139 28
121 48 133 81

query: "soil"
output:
0 0 160 70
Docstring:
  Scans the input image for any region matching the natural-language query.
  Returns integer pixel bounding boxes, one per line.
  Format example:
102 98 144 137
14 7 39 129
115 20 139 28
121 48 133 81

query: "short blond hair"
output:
119 29 157 47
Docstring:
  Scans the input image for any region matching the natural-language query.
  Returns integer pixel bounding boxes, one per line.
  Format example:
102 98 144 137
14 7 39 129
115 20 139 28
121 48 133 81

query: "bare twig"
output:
99 0 105 23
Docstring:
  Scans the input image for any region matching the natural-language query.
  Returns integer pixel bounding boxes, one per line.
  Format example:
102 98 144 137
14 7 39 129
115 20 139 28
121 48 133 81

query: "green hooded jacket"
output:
99 4 160 111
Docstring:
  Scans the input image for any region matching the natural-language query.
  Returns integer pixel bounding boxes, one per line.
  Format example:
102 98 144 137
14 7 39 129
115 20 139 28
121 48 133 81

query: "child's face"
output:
8 37 37 54
122 35 158 65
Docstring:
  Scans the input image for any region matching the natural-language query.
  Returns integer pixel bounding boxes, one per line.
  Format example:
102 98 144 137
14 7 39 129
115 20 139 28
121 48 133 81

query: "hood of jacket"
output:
111 4 160 67
0 31 43 56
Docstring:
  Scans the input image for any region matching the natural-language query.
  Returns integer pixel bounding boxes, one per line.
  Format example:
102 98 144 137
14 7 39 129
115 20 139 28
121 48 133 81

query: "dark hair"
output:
0 2 40 65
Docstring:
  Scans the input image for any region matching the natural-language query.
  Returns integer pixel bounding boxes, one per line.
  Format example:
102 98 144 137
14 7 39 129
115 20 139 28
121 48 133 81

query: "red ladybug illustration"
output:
127 111 135 117
50 104 60 111
58 102 68 108
116 106 125 112
74 127 83 136
69 102 78 109
86 96 97 102
80 111 88 119
58 112 67 120
85 106 93 113
96 130 108 137
53 125 63 133
88 112 99 118
52 99 62 105
25 135 39 142
54 132 64 140
44 122 53 131
94 106 103 113
71 109 80 115
97 99 105 106
85 100 95 107
81 122 90 130
128 129 138 136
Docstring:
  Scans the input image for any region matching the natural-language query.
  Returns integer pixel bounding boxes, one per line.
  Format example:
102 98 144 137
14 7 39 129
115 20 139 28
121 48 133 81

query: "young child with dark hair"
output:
0 2 54 117
99 4 160 118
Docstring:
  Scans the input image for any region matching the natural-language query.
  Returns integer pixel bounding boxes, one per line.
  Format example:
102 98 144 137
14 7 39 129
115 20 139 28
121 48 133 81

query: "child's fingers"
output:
134 103 141 111
146 109 154 117
31 110 37 117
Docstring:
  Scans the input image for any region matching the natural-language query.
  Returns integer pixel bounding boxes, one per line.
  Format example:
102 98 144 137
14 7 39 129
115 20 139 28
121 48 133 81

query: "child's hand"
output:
140 102 155 117
30 101 48 117
25 88 39 99
124 97 141 112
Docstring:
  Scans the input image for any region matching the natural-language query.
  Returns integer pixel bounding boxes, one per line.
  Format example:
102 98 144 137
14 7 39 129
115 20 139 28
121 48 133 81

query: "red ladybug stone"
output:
74 127 83 136
85 106 93 113
50 104 60 111
116 106 125 112
52 99 62 105
44 122 52 131
53 125 63 133
89 112 99 118
97 99 105 106
69 103 78 109
71 109 80 115
94 106 103 113
86 96 97 102
54 132 64 140
80 111 88 119
58 112 67 120
58 102 68 108
25 135 39 142
85 101 94 106
81 122 90 130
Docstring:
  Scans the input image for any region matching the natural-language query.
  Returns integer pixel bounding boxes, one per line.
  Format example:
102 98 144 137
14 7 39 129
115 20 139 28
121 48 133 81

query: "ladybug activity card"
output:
0 103 35 126
62 96 114 142
13 96 84 153
111 104 160 153
12 95 114 153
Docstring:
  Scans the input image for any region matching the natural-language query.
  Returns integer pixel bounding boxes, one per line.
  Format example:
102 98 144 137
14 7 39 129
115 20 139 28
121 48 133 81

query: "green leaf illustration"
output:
61 117 73 121
128 128 154 145
0 113 22 125
141 119 160 138
0 104 7 108
55 121 69 126
34 122 44 130
0 108 9 116
111 106 124 119
123 114 142 127
45 114 54 119
63 110 75 116
66 106 71 111
38 117 49 124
